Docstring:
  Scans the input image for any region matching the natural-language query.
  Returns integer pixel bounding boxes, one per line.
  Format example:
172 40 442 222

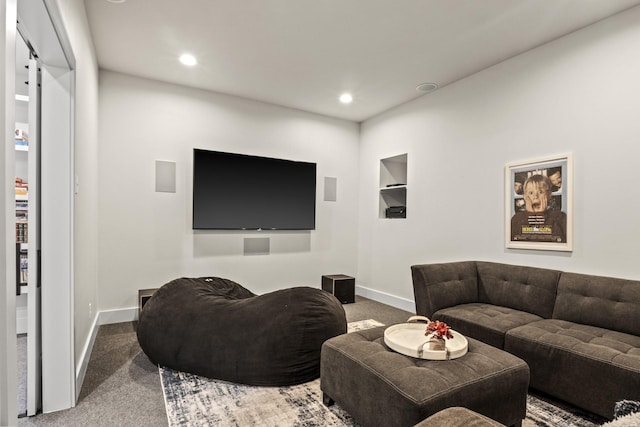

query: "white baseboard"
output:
75 313 99 401
355 285 416 313
98 307 138 325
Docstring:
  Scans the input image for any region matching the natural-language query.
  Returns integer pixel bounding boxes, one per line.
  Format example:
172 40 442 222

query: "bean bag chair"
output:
137 276 347 386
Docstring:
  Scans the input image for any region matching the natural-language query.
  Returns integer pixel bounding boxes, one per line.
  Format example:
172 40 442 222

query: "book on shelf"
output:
15 223 28 243
15 177 28 195
15 128 28 142
18 245 28 284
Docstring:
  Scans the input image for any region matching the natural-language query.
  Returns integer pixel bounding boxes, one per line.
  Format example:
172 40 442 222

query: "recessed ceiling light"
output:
179 54 197 66
339 93 353 104
106 0 127 3
416 82 438 93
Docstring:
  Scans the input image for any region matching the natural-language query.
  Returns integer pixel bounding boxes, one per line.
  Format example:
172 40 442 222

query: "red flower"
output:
426 320 453 340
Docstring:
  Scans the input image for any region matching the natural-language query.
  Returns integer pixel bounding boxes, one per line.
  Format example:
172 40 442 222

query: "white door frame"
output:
26 56 42 416
0 0 18 424
16 0 75 413
2 0 76 421
39 63 75 413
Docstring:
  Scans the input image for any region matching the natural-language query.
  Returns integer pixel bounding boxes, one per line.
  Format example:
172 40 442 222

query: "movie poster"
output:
505 154 573 251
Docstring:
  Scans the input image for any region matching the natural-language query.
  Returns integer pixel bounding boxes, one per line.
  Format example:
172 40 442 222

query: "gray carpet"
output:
16 295 609 426
18 322 167 427
18 334 27 417
17 296 407 427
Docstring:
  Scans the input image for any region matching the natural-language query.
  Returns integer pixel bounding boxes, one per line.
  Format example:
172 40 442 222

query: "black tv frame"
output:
192 149 317 231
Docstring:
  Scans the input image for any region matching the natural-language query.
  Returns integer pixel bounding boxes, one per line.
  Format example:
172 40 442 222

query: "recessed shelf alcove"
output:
379 154 407 219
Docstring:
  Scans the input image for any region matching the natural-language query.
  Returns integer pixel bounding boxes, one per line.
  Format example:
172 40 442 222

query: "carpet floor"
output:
16 297 613 426
161 319 608 427
18 334 27 417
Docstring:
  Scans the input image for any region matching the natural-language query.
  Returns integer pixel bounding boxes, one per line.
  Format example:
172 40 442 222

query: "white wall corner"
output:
355 285 416 313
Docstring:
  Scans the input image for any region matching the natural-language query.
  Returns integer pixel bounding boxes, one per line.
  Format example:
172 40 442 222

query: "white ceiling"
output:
84 0 640 122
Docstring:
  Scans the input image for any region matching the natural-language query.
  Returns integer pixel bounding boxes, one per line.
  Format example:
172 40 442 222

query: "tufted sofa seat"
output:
411 261 640 420
506 319 640 418
137 276 347 386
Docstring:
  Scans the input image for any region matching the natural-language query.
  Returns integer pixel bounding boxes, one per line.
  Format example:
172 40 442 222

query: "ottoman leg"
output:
323 393 335 407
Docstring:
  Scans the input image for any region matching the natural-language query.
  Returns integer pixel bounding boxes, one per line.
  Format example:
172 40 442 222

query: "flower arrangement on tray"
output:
425 320 453 339
424 320 453 351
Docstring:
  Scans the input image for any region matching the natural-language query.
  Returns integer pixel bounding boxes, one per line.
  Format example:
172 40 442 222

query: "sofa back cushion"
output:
411 261 478 318
553 272 640 336
477 262 560 319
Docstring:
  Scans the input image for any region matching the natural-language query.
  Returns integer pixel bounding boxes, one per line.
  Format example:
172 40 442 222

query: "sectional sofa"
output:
411 260 640 420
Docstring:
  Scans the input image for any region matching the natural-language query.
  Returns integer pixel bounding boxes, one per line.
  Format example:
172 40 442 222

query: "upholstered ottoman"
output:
321 326 529 427
414 407 505 427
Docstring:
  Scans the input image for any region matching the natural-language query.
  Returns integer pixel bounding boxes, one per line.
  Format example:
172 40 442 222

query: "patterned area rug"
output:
161 371 356 427
161 319 606 427
525 393 606 427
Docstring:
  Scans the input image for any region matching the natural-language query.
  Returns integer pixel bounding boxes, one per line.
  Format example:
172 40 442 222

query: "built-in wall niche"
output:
379 153 407 219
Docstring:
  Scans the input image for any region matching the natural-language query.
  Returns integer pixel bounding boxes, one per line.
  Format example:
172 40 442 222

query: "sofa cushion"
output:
434 303 543 349
411 261 479 318
476 262 561 319
505 319 640 419
553 272 640 336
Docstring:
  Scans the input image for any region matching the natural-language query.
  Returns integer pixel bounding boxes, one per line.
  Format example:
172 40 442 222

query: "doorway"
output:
14 0 75 417
14 30 39 418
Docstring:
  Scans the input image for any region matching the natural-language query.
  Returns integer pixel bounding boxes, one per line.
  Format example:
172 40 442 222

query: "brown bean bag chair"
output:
137 276 346 386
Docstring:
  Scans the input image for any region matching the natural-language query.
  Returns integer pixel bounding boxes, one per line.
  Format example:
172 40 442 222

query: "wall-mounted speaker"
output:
244 237 270 255
324 176 337 202
155 160 176 193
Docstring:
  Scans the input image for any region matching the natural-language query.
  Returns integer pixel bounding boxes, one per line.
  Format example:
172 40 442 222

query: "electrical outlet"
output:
89 302 93 318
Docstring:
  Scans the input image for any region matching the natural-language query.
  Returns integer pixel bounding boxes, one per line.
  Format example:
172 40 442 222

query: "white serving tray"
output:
384 316 468 360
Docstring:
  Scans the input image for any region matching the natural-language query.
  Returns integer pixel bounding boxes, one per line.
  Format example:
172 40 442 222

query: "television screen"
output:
193 149 317 230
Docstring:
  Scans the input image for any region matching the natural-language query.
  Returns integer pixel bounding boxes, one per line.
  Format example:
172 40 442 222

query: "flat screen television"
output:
192 149 317 230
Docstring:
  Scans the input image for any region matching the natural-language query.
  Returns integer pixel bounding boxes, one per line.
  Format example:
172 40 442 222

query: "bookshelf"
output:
15 127 29 295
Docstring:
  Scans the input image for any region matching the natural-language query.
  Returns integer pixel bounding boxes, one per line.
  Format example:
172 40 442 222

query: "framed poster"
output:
505 154 573 251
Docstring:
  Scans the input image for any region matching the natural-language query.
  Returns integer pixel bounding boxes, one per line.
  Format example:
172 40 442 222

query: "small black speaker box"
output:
322 274 355 304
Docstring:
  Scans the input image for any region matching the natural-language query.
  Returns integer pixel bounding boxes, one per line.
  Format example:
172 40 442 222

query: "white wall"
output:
55 0 100 370
98 71 360 310
358 6 640 303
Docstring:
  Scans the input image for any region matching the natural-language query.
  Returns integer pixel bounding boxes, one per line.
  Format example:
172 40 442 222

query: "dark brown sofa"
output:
411 261 640 420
